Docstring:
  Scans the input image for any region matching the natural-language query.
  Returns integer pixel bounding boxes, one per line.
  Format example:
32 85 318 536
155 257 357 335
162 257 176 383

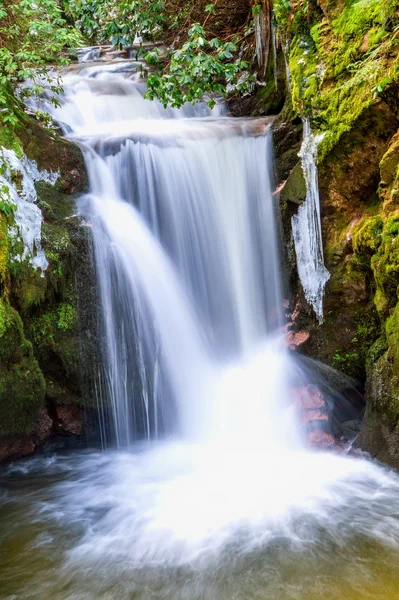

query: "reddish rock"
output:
292 385 347 450
0 409 53 463
285 329 310 349
54 403 85 436
296 386 325 410
0 438 35 463
307 430 343 451
301 410 328 427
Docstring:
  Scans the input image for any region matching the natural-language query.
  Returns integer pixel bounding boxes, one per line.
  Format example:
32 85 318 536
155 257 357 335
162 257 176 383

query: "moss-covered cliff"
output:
271 0 399 465
0 117 92 461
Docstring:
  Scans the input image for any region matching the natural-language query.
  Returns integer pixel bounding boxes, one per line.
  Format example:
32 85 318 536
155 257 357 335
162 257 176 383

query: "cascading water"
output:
2 56 399 600
52 59 290 447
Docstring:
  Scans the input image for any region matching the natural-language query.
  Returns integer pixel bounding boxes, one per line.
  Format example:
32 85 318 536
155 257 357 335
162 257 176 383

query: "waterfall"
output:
3 56 399 591
46 58 301 448
292 118 330 322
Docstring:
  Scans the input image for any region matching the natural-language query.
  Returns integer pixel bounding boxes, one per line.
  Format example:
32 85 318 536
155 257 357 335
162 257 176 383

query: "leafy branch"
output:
144 23 254 108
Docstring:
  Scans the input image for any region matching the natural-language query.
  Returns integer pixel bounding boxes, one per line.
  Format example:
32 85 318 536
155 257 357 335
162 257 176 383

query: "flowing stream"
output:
2 57 399 599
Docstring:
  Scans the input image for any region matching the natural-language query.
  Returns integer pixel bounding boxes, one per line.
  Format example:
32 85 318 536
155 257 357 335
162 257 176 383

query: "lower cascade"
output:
2 57 399 600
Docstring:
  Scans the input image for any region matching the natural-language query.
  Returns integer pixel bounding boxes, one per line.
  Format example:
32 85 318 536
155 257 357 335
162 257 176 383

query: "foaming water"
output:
2 448 399 599
3 56 399 599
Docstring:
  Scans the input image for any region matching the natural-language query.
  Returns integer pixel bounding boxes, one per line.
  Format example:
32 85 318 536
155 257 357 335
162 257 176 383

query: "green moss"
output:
332 349 363 376
280 161 307 205
0 298 45 435
0 356 46 436
289 34 320 116
35 181 76 221
366 334 388 373
333 0 393 38
386 301 399 367
0 124 23 157
0 214 9 285
365 302 399 421
10 260 47 313
42 223 71 254
371 214 399 315
0 299 24 363
31 302 77 347
352 215 383 255
286 0 398 157
331 308 380 378
351 212 399 317
30 296 80 391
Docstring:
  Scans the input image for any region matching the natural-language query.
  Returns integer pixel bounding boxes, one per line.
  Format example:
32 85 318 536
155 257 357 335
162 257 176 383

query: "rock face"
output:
0 116 94 462
267 0 399 466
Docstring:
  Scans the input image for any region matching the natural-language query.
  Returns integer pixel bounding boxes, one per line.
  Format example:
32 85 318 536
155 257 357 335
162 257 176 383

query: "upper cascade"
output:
44 56 292 447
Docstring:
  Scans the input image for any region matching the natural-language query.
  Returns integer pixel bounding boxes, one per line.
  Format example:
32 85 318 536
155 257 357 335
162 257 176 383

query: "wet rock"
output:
0 408 52 463
18 118 88 195
307 430 344 452
279 162 306 206
340 419 362 441
286 329 310 349
357 303 399 468
0 113 94 461
54 402 85 436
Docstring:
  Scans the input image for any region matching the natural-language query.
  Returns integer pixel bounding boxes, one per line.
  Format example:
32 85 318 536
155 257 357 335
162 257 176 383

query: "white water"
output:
292 118 330 322
0 147 58 271
6 58 399 594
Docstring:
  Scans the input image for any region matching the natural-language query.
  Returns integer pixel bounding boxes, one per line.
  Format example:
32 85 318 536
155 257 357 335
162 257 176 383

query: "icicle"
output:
254 1 271 75
291 118 330 322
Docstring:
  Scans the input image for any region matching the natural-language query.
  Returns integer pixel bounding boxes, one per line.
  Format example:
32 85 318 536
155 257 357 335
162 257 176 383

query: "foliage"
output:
64 0 166 47
62 1 255 108
274 0 315 34
31 303 76 347
145 24 253 108
0 0 83 125
332 310 380 379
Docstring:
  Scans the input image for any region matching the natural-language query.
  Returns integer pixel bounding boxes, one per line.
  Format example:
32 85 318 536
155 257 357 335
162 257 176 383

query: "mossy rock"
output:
386 301 399 370
372 213 399 315
356 303 399 466
30 301 80 393
351 211 399 318
280 162 306 205
251 51 287 117
0 299 45 436
0 213 9 288
17 117 88 195
286 0 398 157
380 131 399 190
35 180 76 222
